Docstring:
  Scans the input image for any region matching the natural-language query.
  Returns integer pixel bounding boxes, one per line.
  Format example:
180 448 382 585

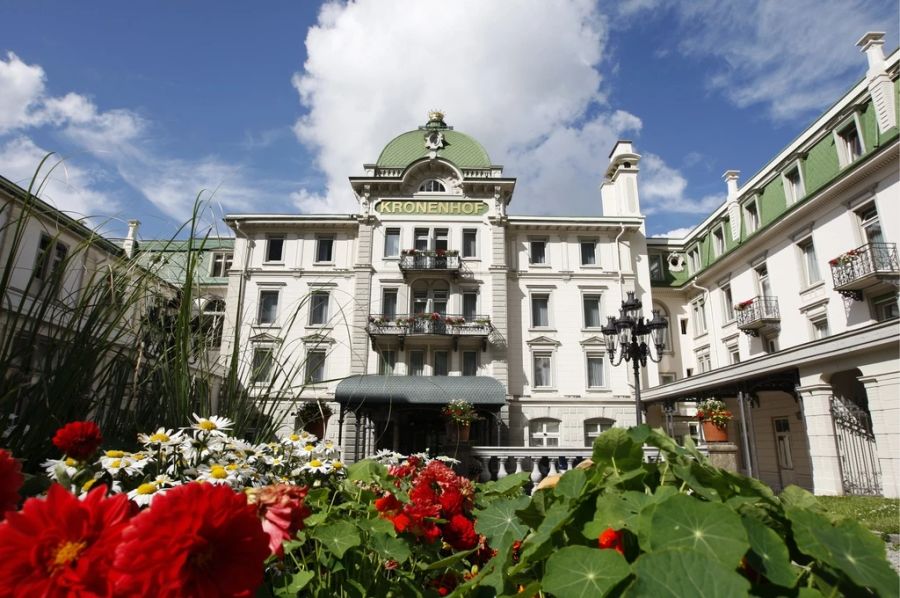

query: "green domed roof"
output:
375 113 492 169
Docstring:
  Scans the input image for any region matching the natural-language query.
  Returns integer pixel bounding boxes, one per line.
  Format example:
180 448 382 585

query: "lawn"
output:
817 495 900 535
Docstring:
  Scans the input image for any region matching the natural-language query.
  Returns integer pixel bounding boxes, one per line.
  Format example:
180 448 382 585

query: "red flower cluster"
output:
114 482 270 597
248 484 312 557
598 528 624 554
0 449 24 521
376 460 480 551
0 484 131 597
52 421 103 460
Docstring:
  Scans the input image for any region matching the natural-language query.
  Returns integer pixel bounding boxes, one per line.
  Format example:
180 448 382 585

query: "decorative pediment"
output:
301 333 336 345
525 335 560 347
579 336 607 347
249 332 282 344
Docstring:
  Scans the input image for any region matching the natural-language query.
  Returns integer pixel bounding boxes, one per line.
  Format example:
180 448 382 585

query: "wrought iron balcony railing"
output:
829 242 899 300
368 313 492 336
735 296 780 336
398 252 461 274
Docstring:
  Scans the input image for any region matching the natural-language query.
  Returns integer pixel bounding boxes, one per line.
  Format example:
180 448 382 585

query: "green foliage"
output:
816 495 900 535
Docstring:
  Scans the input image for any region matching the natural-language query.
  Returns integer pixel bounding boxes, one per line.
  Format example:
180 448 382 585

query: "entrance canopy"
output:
335 375 506 410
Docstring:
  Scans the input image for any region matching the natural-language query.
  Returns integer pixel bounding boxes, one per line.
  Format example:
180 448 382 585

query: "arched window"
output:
418 179 446 193
583 417 615 446
529 418 560 447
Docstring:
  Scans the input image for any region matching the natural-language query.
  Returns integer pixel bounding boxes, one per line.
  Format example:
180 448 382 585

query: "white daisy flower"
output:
138 427 184 447
188 413 233 437
301 458 332 475
42 457 79 480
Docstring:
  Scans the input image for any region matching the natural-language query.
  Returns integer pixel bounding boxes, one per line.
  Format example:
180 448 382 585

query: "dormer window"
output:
835 116 864 167
783 164 805 205
418 179 445 193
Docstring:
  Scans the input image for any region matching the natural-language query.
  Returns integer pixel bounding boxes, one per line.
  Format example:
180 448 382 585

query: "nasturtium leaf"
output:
583 491 651 538
478 471 531 496
347 459 387 483
356 516 396 537
671 463 722 502
626 424 651 445
741 514 797 588
272 570 314 597
302 512 328 527
786 506 899 597
779 485 821 511
555 467 587 500
543 546 630 598
474 495 530 543
518 503 572 564
368 532 411 563
309 520 361 559
592 428 644 474
625 549 751 597
649 493 749 568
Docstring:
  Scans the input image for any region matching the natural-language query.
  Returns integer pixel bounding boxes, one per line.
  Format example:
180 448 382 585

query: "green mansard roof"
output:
375 112 492 169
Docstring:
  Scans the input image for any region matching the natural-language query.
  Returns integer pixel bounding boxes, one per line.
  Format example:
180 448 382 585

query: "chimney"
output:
601 140 642 217
722 170 741 240
123 219 140 258
857 32 896 133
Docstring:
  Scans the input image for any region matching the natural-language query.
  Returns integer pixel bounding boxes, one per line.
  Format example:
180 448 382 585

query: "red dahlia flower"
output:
0 484 131 598
248 484 312 557
598 527 624 554
113 482 269 598
52 421 103 460
0 449 24 520
442 514 478 551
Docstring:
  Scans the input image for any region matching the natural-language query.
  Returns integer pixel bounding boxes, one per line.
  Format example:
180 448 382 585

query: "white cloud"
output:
292 0 672 216
657 227 694 239
640 153 724 214
0 52 47 133
623 0 898 121
0 136 116 218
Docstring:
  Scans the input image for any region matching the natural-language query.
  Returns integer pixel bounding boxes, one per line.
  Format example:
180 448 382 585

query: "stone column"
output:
488 218 508 388
797 384 844 496
859 371 900 498
706 443 739 472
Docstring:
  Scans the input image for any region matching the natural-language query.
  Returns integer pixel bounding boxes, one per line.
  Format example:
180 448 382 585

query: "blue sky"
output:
1 1 896 239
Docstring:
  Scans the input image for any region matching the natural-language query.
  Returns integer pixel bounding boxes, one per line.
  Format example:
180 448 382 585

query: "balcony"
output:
398 250 461 279
829 242 899 301
735 296 780 337
367 313 492 350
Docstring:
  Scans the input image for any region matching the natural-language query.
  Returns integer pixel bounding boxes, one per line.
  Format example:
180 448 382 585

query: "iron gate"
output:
830 395 882 495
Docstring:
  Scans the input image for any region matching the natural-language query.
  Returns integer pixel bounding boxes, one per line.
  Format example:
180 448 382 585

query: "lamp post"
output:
601 291 669 425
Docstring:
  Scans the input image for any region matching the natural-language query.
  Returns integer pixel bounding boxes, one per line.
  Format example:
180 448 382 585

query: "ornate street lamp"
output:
601 291 668 425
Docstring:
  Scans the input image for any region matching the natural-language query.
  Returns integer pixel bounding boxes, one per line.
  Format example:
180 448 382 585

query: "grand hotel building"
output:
219 33 899 498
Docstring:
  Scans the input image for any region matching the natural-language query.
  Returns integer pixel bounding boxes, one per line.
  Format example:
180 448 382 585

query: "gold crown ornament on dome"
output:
427 109 445 122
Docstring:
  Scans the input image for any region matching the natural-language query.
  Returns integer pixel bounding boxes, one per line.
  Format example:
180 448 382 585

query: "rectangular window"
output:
434 229 449 252
533 352 552 387
773 418 793 470
721 284 735 322
872 294 899 322
659 373 677 384
379 350 396 375
798 238 821 286
727 344 740 365
265 237 284 262
529 239 546 265
756 264 772 297
462 229 478 258
33 234 68 284
812 318 830 340
251 348 274 384
695 349 711 373
744 199 760 234
305 350 326 383
531 294 550 327
462 292 477 320
691 299 707 336
649 254 664 282
210 252 234 277
687 247 700 274
784 167 804 204
712 227 725 257
258 290 279 324
408 350 425 376
414 228 429 251
384 228 400 257
583 294 602 328
462 351 478 376
580 241 596 265
433 351 449 376
586 354 605 388
679 319 688 336
382 289 398 320
309 291 329 325
857 203 883 245
837 121 863 166
529 419 559 447
315 236 334 263
584 420 613 446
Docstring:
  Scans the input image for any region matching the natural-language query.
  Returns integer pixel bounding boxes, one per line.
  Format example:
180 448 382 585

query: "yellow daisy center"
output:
136 483 157 495
290 434 300 441
198 420 217 431
149 432 170 442
225 464 238 471
210 465 227 479
332 460 344 469
310 459 322 467
110 459 121 468
49 540 86 574
81 479 97 492
105 450 125 458
304 444 315 452
64 458 77 466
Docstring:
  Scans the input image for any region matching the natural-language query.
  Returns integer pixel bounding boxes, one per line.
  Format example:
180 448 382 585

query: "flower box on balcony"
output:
829 242 899 301
735 296 780 337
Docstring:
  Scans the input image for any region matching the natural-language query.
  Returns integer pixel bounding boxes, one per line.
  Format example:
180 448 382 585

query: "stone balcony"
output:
367 313 492 350
735 295 780 337
398 251 462 279
829 242 899 301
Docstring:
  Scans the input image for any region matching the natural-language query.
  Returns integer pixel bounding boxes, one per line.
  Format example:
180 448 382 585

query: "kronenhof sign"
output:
375 200 488 216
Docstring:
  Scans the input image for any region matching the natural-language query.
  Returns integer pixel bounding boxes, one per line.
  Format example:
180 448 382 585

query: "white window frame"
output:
433 350 449 376
461 350 479 376
782 162 805 205
833 113 865 168
315 235 335 264
383 228 401 258
305 349 327 384
265 236 285 263
584 418 614 446
871 294 899 322
529 418 560 447
687 245 701 275
461 291 478 320
810 316 830 340
649 254 664 282
529 238 548 266
582 293 603 329
381 288 398 320
531 350 554 389
418 179 446 193
691 297 707 337
720 283 735 323
407 350 425 376
712 225 726 258
659 372 677 385
742 195 761 235
856 201 883 246
579 239 598 266
209 251 234 277
379 350 396 375
251 346 275 385
796 236 822 288
257 289 280 325
585 352 606 389
726 342 740 365
462 228 478 258
530 292 552 329
695 347 711 374
308 291 330 326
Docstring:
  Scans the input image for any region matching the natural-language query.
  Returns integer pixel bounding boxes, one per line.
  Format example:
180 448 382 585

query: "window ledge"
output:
581 327 604 333
305 325 334 331
585 387 611 393
262 261 285 266
580 264 603 269
531 387 557 393
528 328 557 333
312 262 335 266
252 323 280 329
800 280 826 294
693 332 709 340
529 264 552 268
721 319 736 328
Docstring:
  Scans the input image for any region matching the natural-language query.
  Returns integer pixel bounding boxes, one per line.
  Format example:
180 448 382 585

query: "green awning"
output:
335 375 506 409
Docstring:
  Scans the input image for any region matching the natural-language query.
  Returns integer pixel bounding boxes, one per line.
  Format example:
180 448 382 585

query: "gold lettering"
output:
449 202 461 214
403 201 414 213
438 202 449 214
377 201 389 213
415 201 427 213
428 202 438 213
461 202 475 214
